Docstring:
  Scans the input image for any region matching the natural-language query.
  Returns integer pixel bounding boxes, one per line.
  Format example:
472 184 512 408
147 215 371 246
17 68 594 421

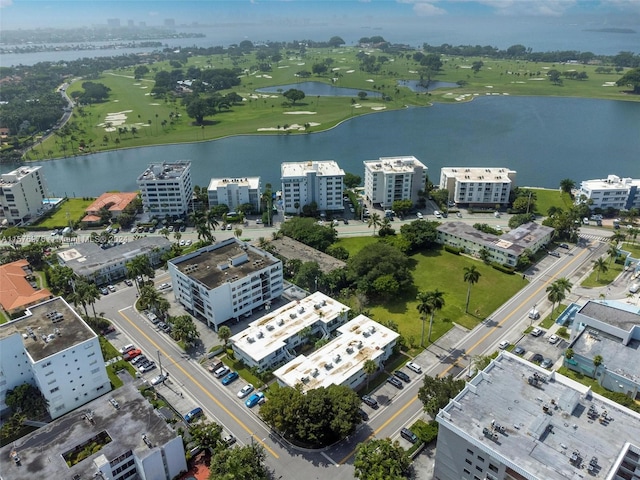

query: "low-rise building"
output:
208 177 261 212
436 221 554 267
0 166 48 226
137 161 193 217
0 384 187 480
0 259 53 316
168 238 283 331
434 352 640 480
281 160 345 214
439 167 516 207
274 315 399 393
564 300 640 398
230 292 350 372
363 156 427 208
0 297 111 420
577 174 640 211
81 191 138 226
57 237 171 285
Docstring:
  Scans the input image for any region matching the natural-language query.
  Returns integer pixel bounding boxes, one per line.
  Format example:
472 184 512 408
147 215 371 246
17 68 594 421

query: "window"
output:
489 464 498 473
477 455 485 463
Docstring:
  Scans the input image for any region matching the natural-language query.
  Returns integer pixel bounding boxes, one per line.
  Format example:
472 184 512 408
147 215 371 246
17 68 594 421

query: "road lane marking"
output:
339 245 593 464
321 451 339 466
117 309 279 459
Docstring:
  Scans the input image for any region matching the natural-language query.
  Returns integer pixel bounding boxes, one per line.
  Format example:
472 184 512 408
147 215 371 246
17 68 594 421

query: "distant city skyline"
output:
2 0 640 32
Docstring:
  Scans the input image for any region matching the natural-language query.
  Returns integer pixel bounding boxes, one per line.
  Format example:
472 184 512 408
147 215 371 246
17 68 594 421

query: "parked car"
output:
394 371 411 383
237 384 254 398
131 355 147 366
530 328 544 337
531 353 544 364
548 250 561 258
213 366 230 378
387 376 404 389
221 371 239 386
139 362 156 373
362 395 379 409
184 407 203 423
406 362 422 374
108 285 116 292
541 358 554 369
158 322 172 333
401 427 418 444
358 408 369 421
119 344 135 354
124 279 133 286
513 346 526 356
100 287 109 295
548 334 560 344
498 340 510 350
559 243 570 249
151 373 167 386
245 392 265 408
123 349 142 361
629 283 640 294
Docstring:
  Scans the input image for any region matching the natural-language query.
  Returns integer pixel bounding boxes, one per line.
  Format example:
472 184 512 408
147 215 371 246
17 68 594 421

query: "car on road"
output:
540 358 554 369
184 407 203 423
139 362 156 373
394 371 411 383
498 340 510 350
548 334 560 344
358 408 369 421
119 344 135 354
406 362 422 374
123 349 142 361
416 212 423 219
362 395 379 409
530 328 544 337
245 392 265 408
151 373 167 385
124 279 133 286
237 384 254 398
456 212 462 218
387 376 404 389
158 283 170 290
548 250 561 258
222 434 236 446
513 346 526 355
221 371 239 386
400 427 418 444
226 224 232 230
559 243 570 249
531 353 544 364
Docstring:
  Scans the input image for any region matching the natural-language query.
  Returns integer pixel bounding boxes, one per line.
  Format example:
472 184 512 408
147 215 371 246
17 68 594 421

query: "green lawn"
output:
336 238 527 347
33 48 639 161
34 198 94 229
528 188 574 216
581 260 624 288
540 303 567 329
621 242 640 259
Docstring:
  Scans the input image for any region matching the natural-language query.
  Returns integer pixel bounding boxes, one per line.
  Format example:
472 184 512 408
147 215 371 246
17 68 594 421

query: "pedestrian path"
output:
579 233 610 243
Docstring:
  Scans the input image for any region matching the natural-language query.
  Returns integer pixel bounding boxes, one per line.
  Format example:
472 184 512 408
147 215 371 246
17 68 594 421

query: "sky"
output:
2 0 640 31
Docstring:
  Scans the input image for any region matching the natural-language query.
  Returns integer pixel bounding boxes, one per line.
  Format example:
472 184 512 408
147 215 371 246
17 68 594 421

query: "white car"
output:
237 384 254 399
158 283 170 290
629 283 640 294
406 362 422 374
498 340 510 350
150 373 167 385
416 212 423 219
548 334 559 344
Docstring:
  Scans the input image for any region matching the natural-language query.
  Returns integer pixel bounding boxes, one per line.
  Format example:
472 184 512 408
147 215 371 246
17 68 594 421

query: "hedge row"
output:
491 262 515 274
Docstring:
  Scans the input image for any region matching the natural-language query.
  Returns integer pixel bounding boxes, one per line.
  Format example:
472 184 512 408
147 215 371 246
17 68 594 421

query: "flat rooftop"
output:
441 167 515 182
208 176 260 189
281 160 344 178
578 301 640 332
0 297 95 362
171 239 278 290
137 160 190 182
363 156 426 173
0 384 177 480
274 315 399 392
0 166 41 185
438 352 640 480
581 175 640 190
231 292 349 362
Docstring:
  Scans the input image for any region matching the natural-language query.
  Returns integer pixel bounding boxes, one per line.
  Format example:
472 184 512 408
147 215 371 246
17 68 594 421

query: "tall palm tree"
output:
84 282 102 318
206 209 220 240
416 291 432 348
610 231 627 245
367 212 382 236
559 178 576 195
592 257 609 283
627 227 639 245
417 289 446 346
546 280 566 320
363 359 378 389
463 265 481 314
190 210 211 243
607 244 619 265
555 277 573 296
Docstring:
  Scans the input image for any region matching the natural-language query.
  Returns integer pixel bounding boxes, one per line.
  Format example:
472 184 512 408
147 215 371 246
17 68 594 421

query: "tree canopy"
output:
399 220 440 253
208 443 271 480
354 438 411 480
279 217 337 252
5 383 49 418
347 241 412 297
282 88 306 104
616 67 640 93
343 172 362 189
418 374 466 418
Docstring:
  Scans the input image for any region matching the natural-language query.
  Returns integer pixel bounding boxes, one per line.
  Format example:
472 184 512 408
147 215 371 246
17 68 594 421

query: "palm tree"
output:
416 291 432 348
463 265 481 314
417 289 445 346
555 277 573 296
84 282 102 318
607 244 619 265
126 255 154 292
189 210 211 243
592 257 609 282
367 212 382 236
546 280 567 320
363 359 377 389
206 209 219 240
610 231 627 245
218 325 232 347
628 227 639 245
593 354 603 374
559 178 576 195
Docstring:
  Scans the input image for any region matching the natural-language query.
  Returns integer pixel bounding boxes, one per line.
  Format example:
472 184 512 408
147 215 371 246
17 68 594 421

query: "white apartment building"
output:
208 176 261 212
168 238 283 331
0 297 111 420
137 161 193 217
274 315 399 393
363 156 427 208
281 160 345 214
439 167 516 207
0 166 47 226
0 384 187 480
230 292 350 372
578 174 640 210
434 352 640 480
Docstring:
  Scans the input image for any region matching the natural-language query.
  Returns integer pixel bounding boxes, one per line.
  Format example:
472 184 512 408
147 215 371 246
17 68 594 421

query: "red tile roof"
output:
0 259 52 313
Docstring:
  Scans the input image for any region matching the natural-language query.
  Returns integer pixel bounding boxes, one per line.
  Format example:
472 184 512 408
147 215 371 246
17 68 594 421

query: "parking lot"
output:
512 328 568 369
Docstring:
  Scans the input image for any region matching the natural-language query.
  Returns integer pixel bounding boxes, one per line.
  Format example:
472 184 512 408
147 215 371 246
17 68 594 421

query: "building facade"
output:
0 297 111 420
57 237 172 285
577 174 640 211
281 161 345 214
434 352 640 480
137 161 193 217
0 384 187 480
230 292 350 372
0 166 47 226
208 177 261 212
168 238 283 331
439 167 516 207
274 315 399 393
436 221 554 267
363 156 427 208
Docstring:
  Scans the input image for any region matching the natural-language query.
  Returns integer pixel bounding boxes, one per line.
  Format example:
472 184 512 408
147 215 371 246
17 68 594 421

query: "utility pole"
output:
157 350 163 377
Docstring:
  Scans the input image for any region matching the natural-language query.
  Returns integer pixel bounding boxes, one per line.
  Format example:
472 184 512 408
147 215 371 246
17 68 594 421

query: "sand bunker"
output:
257 122 320 132
149 103 160 106
101 110 133 129
371 106 386 111
278 65 290 68
346 70 355 74
283 111 317 115
332 67 341 71
529 78 545 81
263 75 272 79
366 79 375 82
602 82 617 87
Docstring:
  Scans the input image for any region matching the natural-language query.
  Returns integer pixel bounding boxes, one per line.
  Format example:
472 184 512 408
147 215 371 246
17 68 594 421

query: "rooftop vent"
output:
277 318 285 326
311 368 319 377
247 336 255 343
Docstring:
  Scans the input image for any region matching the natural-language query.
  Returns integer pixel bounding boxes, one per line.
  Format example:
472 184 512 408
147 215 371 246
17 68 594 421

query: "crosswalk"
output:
579 234 611 243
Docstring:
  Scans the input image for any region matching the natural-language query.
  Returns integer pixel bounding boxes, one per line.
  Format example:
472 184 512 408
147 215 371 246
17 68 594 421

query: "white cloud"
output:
425 0 578 16
0 0 13 8
397 0 447 16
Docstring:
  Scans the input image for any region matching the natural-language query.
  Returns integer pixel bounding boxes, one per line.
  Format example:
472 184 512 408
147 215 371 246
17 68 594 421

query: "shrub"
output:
444 245 462 255
491 262 515 274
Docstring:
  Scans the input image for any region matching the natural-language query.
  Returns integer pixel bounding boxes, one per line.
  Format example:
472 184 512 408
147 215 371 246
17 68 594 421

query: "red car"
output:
123 349 142 361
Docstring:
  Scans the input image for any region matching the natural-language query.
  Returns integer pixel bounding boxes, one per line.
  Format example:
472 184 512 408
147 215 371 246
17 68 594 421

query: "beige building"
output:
439 167 516 207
